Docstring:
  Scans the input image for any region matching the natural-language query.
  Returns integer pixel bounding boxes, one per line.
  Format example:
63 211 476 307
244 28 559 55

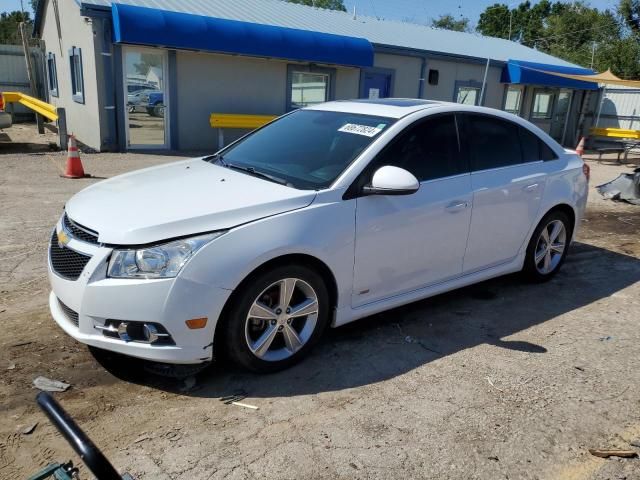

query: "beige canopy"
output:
534 67 640 88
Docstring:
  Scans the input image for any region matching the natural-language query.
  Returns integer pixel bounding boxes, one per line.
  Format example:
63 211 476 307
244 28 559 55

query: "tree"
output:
477 1 639 78
31 0 39 13
286 0 346 12
0 11 32 45
431 14 470 32
619 0 640 34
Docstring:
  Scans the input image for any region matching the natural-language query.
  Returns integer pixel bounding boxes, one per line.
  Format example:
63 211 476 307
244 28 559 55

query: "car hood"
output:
65 158 317 245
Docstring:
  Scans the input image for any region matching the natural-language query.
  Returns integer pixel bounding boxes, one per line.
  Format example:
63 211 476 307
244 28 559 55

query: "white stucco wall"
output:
40 0 102 150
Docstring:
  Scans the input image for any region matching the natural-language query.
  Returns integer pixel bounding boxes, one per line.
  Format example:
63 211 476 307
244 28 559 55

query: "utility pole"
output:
20 21 44 133
590 42 597 70
508 10 513 40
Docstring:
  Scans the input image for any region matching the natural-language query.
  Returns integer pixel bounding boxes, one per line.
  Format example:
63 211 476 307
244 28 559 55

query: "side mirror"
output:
362 166 419 196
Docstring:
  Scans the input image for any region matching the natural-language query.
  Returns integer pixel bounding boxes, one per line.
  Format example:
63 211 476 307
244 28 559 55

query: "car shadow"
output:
91 241 640 399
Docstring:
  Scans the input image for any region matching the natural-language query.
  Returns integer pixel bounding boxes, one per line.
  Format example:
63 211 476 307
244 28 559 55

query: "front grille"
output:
49 231 92 280
58 298 79 327
63 213 99 245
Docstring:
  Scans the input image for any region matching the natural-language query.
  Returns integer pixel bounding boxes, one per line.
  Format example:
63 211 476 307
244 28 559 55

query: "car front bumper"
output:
47 220 232 364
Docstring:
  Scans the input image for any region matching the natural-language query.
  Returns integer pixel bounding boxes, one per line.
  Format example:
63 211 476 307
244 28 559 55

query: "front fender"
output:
179 195 356 312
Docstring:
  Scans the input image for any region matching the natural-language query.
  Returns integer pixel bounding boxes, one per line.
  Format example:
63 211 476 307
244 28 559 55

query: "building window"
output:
47 52 58 97
287 65 335 111
428 69 439 85
454 83 481 106
503 86 522 115
69 46 84 104
291 72 329 108
531 91 554 119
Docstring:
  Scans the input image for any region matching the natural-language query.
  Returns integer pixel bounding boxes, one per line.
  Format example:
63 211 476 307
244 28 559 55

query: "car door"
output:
352 114 473 308
460 113 551 273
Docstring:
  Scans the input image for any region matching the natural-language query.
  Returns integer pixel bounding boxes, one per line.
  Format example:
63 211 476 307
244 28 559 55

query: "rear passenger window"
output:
520 127 542 162
519 126 559 162
540 141 558 160
465 114 522 171
374 114 466 182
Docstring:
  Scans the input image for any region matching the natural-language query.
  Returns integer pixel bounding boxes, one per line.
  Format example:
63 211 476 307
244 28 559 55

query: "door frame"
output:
359 67 395 99
122 45 170 150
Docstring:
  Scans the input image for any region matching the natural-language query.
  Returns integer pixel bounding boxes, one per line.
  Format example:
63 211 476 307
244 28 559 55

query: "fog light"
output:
142 323 160 343
117 322 131 342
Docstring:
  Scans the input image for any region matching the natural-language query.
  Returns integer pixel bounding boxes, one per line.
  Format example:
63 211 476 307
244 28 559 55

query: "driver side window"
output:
374 114 466 182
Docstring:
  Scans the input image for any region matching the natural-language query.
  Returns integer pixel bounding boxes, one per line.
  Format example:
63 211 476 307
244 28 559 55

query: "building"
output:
33 0 599 152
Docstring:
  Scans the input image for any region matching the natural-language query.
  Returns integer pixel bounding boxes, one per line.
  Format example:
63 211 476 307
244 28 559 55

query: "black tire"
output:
522 210 572 282
153 104 165 118
222 264 330 373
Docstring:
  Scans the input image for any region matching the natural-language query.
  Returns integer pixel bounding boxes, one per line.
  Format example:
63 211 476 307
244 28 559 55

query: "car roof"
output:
305 99 453 118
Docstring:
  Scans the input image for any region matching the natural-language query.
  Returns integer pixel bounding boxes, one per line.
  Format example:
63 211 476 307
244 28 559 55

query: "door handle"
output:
523 183 539 192
446 201 469 212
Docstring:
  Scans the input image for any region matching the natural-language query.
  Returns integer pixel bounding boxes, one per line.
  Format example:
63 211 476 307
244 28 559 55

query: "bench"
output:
596 146 625 161
589 127 640 163
209 113 277 148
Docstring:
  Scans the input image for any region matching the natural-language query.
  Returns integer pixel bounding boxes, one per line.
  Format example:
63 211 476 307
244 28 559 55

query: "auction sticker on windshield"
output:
338 123 384 137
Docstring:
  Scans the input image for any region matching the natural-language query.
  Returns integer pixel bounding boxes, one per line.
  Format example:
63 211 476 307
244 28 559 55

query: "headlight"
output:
107 231 226 279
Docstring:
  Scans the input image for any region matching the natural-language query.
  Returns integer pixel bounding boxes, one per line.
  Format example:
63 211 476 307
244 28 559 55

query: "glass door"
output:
550 90 572 144
123 47 168 148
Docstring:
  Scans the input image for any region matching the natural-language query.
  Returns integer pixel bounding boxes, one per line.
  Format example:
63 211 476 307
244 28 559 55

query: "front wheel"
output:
522 211 572 282
222 265 330 372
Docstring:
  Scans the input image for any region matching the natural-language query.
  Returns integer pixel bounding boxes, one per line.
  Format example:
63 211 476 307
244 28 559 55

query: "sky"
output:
1 0 622 26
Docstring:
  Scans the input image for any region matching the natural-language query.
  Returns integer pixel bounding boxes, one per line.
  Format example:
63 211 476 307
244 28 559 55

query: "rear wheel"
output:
522 211 572 282
222 265 330 372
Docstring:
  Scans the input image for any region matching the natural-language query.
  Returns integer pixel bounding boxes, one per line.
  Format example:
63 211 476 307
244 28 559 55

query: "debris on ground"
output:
33 376 71 392
486 376 504 393
597 167 640 205
133 434 150 444
230 401 259 410
588 449 638 458
6 363 16 370
219 391 258 409
21 423 37 435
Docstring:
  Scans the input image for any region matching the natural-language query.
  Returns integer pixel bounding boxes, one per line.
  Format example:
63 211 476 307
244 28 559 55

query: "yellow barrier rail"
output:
1 91 58 121
589 127 640 140
209 113 277 130
210 113 278 148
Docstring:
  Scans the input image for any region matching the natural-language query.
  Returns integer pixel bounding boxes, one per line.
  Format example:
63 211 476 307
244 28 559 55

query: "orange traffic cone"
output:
61 135 87 179
575 136 586 157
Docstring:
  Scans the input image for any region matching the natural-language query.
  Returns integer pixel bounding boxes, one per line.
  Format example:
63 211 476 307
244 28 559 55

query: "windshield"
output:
207 110 395 190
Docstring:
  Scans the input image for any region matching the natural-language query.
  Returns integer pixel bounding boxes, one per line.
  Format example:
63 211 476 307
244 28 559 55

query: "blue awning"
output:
111 3 374 68
501 60 598 90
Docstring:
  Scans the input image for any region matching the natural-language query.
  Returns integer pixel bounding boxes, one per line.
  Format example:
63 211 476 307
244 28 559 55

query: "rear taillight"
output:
582 163 590 182
0 93 4 111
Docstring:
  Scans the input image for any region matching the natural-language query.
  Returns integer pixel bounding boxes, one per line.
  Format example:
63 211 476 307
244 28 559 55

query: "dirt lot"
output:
1 135 639 479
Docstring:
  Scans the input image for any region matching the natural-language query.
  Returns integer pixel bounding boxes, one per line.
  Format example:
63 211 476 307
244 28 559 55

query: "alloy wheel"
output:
534 219 567 275
244 278 319 362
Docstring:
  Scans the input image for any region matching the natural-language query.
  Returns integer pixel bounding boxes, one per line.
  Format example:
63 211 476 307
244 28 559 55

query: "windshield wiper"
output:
226 162 290 186
206 154 290 186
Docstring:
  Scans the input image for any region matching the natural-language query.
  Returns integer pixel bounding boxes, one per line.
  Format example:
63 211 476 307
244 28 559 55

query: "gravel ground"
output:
1 135 639 479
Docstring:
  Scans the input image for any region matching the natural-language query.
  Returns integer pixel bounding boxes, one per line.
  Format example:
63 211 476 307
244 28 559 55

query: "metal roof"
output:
76 0 578 67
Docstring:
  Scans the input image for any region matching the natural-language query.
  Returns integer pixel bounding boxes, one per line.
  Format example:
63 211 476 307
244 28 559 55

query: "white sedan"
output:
48 99 589 372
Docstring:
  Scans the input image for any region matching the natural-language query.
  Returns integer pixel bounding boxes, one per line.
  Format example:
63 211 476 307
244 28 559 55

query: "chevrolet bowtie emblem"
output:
57 229 70 246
